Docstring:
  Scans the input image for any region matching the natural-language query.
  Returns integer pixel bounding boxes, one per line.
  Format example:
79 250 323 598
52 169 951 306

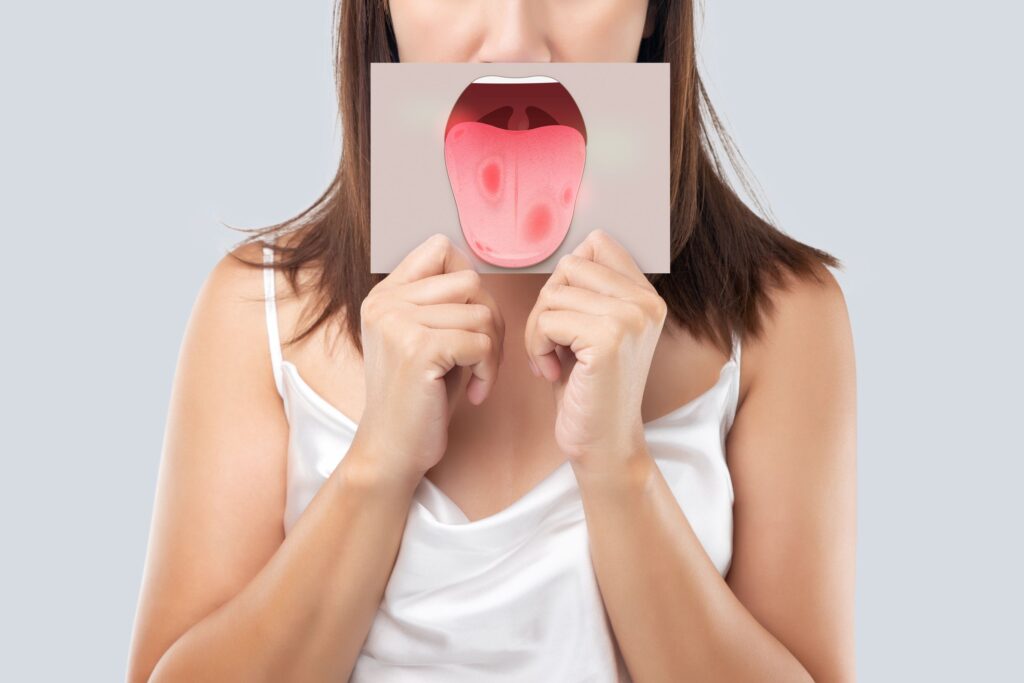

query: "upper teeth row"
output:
471 75 558 84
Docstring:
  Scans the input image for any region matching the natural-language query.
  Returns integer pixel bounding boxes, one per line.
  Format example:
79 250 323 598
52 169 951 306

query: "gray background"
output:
1 0 1021 680
370 63 670 273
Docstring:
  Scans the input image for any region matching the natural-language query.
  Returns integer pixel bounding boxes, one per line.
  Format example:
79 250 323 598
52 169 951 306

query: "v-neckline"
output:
280 355 737 525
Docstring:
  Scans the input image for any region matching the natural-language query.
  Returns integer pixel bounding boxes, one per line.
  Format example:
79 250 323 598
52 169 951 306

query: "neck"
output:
478 272 548 325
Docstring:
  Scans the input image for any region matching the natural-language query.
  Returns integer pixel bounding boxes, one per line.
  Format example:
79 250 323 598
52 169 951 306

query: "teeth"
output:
471 75 558 84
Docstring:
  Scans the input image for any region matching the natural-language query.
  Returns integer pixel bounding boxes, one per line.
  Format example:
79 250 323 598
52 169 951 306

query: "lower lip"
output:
444 122 586 268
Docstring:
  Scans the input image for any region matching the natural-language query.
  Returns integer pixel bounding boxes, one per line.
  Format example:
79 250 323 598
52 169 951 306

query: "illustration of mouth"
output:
443 75 587 268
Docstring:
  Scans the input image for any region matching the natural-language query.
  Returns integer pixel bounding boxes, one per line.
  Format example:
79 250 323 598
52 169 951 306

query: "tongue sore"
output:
444 121 586 268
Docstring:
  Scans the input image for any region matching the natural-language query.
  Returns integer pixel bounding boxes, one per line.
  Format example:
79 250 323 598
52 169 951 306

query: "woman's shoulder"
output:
740 263 852 408
652 263 850 422
186 238 288 404
195 233 348 380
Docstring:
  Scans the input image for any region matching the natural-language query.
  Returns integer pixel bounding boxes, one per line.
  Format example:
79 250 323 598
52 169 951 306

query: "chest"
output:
423 401 568 523
414 344 734 523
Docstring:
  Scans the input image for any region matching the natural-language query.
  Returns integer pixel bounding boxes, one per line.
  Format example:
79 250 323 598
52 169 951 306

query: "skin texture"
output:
126 2 857 681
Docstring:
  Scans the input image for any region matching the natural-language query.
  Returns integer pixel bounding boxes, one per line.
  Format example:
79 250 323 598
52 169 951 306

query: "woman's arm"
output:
126 245 420 682
576 268 857 682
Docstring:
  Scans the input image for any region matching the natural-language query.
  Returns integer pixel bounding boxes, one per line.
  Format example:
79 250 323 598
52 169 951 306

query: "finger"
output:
535 283 619 318
527 310 600 381
534 309 597 352
549 253 646 300
427 328 501 404
572 228 651 288
524 283 616 377
395 269 492 307
413 303 504 363
381 233 475 289
524 252 638 382
393 270 506 363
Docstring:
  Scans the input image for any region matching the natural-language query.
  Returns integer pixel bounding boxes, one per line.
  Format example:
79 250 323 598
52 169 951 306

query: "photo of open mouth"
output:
443 75 588 268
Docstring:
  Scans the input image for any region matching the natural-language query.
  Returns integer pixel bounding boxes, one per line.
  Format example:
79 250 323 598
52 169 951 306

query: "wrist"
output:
571 443 656 501
338 439 425 499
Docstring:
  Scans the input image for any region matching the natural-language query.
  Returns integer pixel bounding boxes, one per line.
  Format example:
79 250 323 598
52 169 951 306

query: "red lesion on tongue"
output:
480 161 502 196
523 203 552 243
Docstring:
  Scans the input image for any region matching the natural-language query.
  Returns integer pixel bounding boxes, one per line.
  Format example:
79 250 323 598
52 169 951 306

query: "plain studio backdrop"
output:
1 1 1020 680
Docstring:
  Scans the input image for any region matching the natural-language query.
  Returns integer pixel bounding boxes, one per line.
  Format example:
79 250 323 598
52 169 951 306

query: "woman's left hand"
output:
524 229 668 475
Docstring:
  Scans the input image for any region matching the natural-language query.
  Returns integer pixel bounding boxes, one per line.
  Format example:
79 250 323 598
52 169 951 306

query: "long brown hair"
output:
227 0 842 358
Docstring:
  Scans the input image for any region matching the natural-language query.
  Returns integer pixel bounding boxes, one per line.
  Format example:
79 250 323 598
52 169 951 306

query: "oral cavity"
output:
443 77 587 269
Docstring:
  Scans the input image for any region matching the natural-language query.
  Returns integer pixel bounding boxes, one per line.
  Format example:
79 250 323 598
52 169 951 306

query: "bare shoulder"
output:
126 239 289 682
179 238 287 418
196 239 276 350
740 263 855 404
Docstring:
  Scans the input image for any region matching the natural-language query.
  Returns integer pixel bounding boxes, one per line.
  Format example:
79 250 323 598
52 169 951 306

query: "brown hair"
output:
227 0 842 357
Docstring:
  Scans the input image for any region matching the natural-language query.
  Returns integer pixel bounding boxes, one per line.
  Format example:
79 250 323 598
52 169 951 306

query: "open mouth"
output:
445 75 587 142
443 75 588 268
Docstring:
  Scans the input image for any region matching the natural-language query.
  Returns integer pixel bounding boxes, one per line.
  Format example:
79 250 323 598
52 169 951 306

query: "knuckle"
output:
636 289 666 320
536 309 553 334
470 303 491 326
375 307 401 333
650 294 668 321
601 314 627 342
625 304 646 331
477 332 493 355
428 233 453 259
360 295 380 323
398 326 428 359
538 282 558 305
461 268 482 291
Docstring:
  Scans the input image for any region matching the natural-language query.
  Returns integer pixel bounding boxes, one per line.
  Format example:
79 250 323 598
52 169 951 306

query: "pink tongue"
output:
444 122 586 268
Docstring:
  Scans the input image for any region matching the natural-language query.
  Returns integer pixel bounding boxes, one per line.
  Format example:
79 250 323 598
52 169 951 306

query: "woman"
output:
128 0 856 680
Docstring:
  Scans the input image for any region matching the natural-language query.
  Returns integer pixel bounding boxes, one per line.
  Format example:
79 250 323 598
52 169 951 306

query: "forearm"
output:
148 440 420 683
574 449 813 682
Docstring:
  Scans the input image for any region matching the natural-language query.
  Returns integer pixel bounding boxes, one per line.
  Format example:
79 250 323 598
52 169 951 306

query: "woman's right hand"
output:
349 233 506 487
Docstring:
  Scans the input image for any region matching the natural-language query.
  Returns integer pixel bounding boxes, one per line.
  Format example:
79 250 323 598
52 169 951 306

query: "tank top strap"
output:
723 326 743 448
262 238 286 400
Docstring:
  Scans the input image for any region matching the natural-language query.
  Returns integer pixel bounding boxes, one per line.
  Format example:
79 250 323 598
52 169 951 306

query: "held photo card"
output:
370 62 670 273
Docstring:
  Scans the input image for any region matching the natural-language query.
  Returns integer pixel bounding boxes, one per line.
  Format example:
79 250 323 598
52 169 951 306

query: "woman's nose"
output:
475 0 552 63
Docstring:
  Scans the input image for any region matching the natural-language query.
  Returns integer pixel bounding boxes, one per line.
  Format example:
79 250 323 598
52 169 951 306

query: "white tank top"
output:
262 242 739 682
